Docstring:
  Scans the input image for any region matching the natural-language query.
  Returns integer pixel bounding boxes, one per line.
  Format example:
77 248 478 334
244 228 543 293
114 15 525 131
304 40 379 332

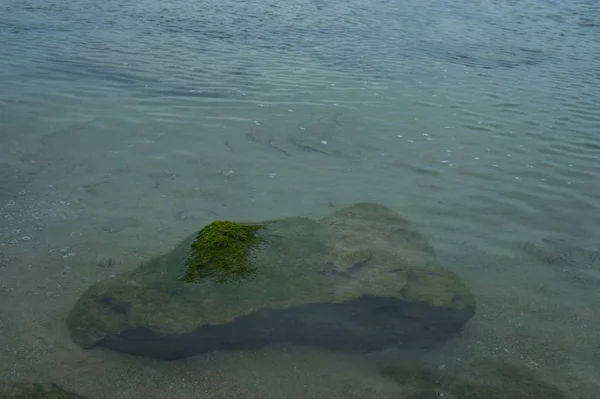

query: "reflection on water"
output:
1 0 600 397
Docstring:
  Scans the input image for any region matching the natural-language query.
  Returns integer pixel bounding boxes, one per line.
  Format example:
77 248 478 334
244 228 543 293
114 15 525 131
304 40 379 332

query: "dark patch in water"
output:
435 45 546 70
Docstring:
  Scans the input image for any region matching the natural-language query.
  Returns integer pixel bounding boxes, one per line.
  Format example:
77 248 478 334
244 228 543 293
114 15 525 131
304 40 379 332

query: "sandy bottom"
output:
1 119 599 398
2 198 598 399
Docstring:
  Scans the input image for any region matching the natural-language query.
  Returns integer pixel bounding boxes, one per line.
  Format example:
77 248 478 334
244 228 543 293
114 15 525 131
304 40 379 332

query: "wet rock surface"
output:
67 203 475 360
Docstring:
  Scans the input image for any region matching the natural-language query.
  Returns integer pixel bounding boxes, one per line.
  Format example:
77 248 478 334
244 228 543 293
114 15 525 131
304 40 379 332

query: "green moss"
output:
0 382 88 398
180 220 266 284
380 358 566 399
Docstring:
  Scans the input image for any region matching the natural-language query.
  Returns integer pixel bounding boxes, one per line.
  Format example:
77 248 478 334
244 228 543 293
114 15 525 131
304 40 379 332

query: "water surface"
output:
1 0 600 397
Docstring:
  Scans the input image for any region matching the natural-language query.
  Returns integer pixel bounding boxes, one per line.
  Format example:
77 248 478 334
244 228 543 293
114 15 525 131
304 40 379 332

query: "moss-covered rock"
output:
0 382 87 399
67 203 476 359
380 358 566 399
180 220 266 283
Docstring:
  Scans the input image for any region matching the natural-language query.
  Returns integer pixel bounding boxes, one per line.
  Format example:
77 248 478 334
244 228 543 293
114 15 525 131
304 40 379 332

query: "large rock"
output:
67 203 475 360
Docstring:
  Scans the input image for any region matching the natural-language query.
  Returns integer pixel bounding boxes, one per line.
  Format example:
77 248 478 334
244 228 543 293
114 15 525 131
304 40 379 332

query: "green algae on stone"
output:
0 382 88 399
180 220 266 283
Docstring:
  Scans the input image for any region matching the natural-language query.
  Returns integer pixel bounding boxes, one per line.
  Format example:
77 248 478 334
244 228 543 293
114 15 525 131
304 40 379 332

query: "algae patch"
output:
0 382 88 398
180 220 266 283
380 358 566 399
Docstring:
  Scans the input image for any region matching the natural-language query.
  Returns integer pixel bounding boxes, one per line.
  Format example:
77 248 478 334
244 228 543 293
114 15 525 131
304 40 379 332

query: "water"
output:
1 0 600 397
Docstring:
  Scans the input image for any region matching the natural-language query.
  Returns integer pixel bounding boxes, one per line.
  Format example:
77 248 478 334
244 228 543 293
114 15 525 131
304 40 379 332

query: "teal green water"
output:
1 0 599 397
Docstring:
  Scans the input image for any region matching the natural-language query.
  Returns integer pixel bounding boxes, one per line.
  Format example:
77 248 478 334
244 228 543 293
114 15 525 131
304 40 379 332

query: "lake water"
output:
1 0 600 397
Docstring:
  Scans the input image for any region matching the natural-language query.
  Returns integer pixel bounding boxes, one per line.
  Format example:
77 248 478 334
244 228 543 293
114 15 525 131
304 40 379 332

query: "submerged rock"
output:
67 203 475 360
0 381 88 398
379 358 567 399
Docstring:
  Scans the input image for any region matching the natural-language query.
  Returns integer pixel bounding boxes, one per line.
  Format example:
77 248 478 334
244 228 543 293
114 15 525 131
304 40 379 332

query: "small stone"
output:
176 211 187 220
95 256 115 267
59 248 69 254
101 217 141 234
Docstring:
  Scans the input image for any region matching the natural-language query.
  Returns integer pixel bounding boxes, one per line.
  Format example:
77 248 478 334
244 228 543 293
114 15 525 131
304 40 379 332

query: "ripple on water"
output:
0 0 599 252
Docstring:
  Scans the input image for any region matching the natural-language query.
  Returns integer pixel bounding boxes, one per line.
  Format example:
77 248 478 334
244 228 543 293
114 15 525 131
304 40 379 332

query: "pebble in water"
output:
95 255 115 268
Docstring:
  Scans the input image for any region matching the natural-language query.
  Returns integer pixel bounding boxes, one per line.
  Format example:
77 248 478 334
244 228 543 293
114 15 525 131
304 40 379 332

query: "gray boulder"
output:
67 203 475 360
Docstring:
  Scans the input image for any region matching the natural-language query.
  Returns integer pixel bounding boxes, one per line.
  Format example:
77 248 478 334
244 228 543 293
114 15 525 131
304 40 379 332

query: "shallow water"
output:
1 0 600 397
